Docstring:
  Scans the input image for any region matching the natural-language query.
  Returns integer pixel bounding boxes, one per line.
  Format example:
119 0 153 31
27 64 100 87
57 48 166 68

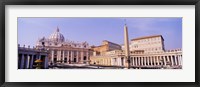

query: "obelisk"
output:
124 20 131 69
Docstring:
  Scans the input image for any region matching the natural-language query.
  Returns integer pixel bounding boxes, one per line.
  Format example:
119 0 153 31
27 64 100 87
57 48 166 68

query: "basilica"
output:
36 27 91 65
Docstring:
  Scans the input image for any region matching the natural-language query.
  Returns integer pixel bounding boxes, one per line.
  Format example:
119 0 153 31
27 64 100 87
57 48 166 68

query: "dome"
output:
49 27 65 42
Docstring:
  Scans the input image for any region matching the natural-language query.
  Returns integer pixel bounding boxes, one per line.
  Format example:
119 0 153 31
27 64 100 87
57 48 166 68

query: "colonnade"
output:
18 53 48 69
51 50 89 64
109 54 182 68
131 55 182 68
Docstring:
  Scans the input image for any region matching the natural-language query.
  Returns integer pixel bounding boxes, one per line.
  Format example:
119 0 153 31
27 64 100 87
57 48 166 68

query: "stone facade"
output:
130 35 165 53
48 46 91 64
18 45 48 69
91 40 121 56
90 24 182 69
36 27 91 64
90 49 182 69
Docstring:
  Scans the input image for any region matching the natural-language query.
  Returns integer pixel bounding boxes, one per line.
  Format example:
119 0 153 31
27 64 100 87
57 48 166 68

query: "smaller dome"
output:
49 27 65 43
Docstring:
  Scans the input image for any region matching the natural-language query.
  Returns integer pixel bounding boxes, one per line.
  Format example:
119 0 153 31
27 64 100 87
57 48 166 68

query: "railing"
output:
18 47 48 52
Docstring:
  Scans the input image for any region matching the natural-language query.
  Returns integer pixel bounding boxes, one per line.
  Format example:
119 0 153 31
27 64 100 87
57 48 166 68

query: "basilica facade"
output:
36 27 91 65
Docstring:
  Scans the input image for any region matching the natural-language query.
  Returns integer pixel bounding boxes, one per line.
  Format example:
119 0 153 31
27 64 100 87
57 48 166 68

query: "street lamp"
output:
34 59 43 69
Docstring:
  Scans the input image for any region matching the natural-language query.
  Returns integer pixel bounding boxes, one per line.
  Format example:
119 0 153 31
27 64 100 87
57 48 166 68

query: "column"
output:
135 57 138 66
139 57 141 66
105 59 107 65
57 51 59 61
124 57 126 66
161 56 163 66
177 55 180 65
149 57 150 66
81 51 83 63
60 50 62 61
176 55 179 65
144 57 146 66
106 59 108 65
132 57 134 66
179 55 182 66
159 56 161 66
138 57 141 66
153 56 156 66
30 54 34 69
161 56 166 65
114 58 115 66
86 51 89 64
119 58 121 66
133 57 135 66
157 56 160 66
20 54 24 69
164 56 166 66
158 56 160 66
142 57 144 66
151 56 153 66
141 57 144 66
44 55 48 69
26 54 30 69
150 57 153 66
57 51 59 62
171 55 174 66
77 51 79 63
150 56 152 66
147 57 149 66
178 55 180 65
116 58 118 66
63 50 65 63
174 55 177 66
156 56 158 66
138 57 140 66
167 56 170 64
67 50 70 64
111 58 113 65
51 50 54 62
21 54 26 69
116 58 120 66
177 55 179 66
140 57 142 66
71 51 73 63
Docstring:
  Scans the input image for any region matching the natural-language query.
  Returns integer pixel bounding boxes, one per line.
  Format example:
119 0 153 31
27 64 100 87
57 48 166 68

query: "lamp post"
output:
35 59 43 69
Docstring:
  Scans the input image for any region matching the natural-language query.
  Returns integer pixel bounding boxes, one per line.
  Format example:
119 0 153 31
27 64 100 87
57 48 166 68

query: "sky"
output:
18 17 182 50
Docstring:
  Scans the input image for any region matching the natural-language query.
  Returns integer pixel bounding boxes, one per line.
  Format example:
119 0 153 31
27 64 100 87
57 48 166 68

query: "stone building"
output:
130 35 165 53
91 40 121 56
36 27 91 64
90 24 182 69
18 45 48 69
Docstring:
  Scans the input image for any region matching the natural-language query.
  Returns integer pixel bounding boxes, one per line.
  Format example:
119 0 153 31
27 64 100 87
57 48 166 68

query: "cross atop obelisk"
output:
124 19 131 69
